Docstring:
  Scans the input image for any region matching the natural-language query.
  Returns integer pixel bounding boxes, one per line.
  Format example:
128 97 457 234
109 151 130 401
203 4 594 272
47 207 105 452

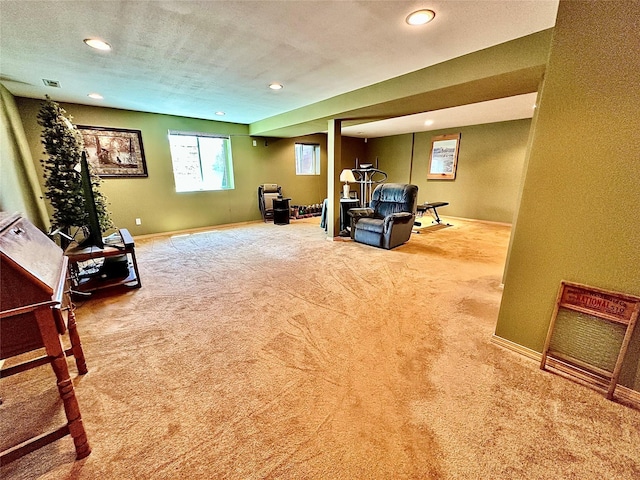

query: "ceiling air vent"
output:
42 79 60 88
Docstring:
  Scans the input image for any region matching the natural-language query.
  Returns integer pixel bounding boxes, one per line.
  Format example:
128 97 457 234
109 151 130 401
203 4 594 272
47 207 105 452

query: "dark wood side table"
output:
340 198 360 236
65 228 141 294
273 198 291 225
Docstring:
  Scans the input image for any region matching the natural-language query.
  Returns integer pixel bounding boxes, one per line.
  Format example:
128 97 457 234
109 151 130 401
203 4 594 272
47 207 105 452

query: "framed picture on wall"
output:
427 133 461 180
76 125 148 177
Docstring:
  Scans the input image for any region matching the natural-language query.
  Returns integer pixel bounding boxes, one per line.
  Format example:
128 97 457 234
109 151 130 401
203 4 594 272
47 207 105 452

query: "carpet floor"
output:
1 217 639 479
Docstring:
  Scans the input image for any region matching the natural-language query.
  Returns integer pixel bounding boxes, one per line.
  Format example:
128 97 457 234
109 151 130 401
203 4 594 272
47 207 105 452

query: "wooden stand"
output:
0 212 91 465
65 228 141 294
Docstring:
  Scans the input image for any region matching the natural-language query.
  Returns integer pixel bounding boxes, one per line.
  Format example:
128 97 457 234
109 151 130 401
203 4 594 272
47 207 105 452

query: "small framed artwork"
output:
427 133 461 180
76 125 148 177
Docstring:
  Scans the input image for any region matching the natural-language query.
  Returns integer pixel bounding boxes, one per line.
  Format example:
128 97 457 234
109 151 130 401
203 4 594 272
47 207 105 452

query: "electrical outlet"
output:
135 218 142 225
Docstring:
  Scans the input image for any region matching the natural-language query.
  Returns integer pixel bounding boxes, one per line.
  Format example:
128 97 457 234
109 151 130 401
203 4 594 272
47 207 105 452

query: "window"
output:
168 131 234 192
295 143 320 175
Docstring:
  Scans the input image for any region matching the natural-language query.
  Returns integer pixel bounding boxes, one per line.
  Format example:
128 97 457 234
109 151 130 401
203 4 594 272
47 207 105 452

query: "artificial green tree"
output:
38 96 113 243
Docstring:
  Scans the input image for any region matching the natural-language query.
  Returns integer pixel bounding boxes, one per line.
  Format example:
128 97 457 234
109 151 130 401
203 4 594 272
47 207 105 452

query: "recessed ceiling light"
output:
215 111 225 116
83 38 112 51
269 83 283 90
406 9 436 26
424 119 434 126
87 93 103 99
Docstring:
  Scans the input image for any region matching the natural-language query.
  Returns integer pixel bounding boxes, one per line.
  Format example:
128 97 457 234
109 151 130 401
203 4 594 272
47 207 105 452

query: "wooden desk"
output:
0 212 91 465
65 228 141 294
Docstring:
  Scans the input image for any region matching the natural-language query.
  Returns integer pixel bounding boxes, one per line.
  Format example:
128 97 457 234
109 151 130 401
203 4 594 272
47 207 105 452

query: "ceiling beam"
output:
250 29 553 138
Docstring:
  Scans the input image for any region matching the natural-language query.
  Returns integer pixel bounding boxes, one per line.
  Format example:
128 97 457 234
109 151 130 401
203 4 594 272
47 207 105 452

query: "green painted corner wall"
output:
0 85 48 229
14 98 331 236
364 134 414 183
495 1 640 391
364 119 532 224
340 136 367 173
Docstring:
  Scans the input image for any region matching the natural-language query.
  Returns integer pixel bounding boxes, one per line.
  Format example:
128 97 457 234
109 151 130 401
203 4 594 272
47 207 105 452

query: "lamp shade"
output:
340 169 356 183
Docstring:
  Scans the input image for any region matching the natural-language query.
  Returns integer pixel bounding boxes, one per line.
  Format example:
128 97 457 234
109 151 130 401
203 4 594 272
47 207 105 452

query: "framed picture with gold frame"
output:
427 133 460 180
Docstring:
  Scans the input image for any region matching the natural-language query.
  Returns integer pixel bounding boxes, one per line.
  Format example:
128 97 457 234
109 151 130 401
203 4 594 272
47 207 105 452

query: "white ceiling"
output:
0 1 558 137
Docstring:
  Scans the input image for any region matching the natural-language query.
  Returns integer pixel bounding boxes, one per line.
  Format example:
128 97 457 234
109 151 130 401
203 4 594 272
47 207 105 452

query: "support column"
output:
327 119 342 238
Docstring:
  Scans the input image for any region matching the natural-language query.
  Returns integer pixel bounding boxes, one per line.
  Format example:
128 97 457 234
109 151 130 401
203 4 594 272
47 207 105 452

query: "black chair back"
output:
370 183 418 218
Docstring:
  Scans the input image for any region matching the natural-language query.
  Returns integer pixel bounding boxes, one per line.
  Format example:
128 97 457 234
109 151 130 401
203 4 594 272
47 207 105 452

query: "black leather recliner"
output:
348 183 419 249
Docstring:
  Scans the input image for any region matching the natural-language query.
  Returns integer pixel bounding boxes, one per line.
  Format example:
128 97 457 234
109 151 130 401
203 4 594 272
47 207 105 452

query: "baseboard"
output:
491 334 640 406
132 215 507 241
445 215 512 227
490 335 541 361
132 220 262 241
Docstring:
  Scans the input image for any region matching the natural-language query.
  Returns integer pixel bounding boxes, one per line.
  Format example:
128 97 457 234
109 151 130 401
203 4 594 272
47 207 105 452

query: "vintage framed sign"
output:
76 125 148 177
540 281 640 400
427 133 460 180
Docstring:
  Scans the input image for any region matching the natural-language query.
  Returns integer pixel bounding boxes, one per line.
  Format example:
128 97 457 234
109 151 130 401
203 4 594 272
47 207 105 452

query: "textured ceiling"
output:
0 0 558 136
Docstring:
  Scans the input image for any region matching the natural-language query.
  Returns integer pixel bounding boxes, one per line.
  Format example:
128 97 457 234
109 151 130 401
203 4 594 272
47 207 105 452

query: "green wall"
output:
365 134 414 183
14 98 331 236
0 85 48 229
496 1 640 391
364 119 532 224
340 136 367 174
